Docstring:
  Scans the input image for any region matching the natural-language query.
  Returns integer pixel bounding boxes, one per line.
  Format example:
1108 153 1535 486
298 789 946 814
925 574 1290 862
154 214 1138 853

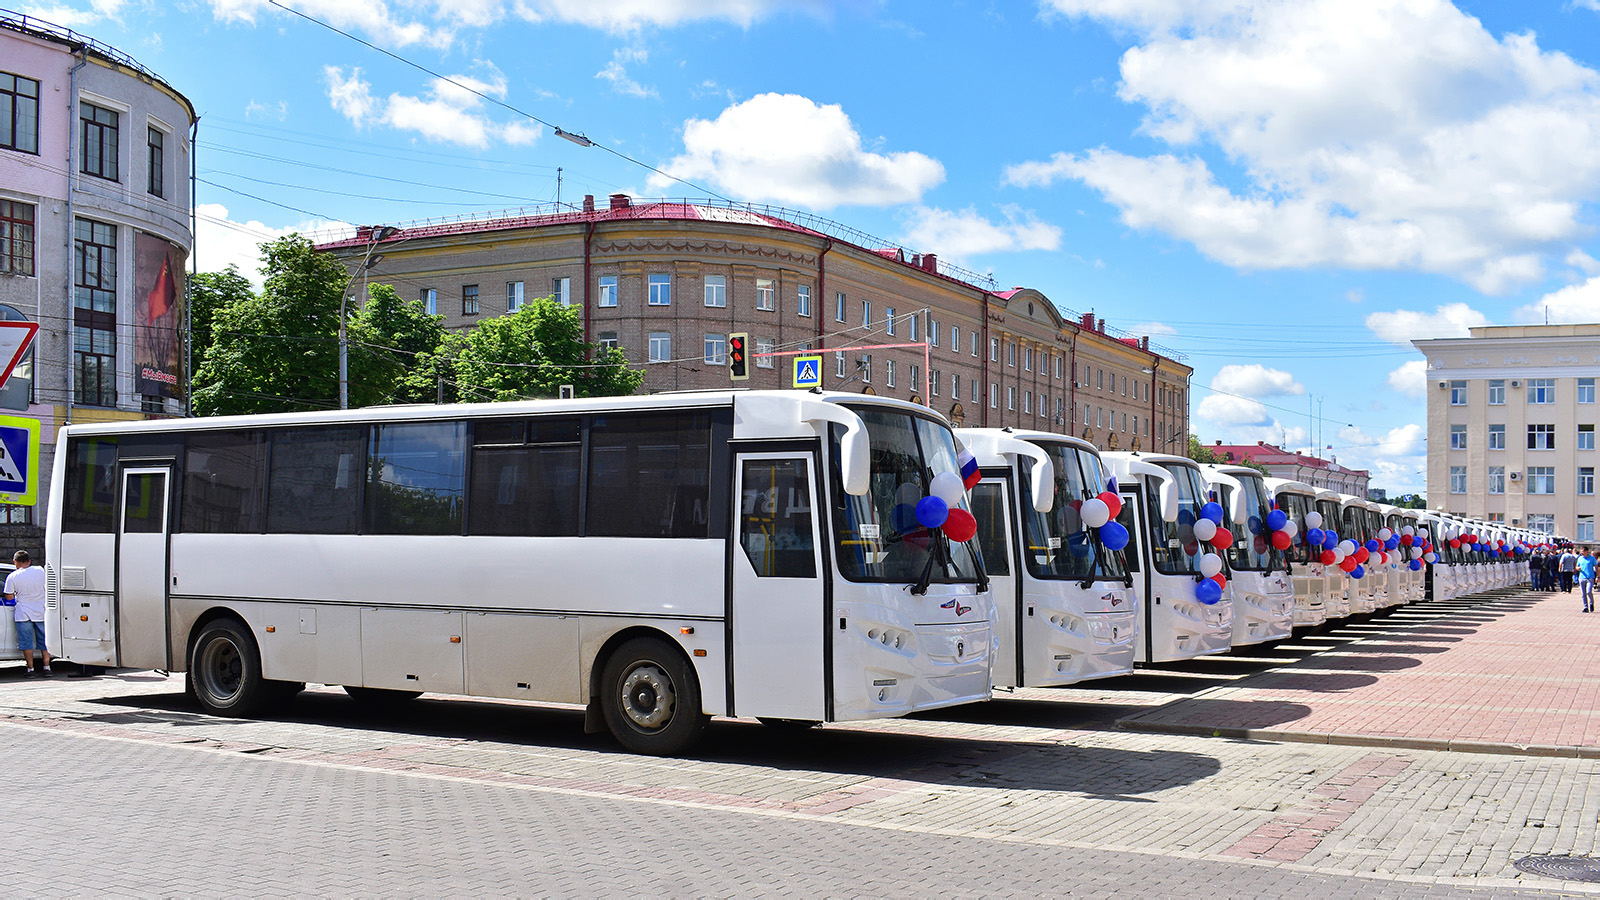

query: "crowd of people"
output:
1529 545 1598 612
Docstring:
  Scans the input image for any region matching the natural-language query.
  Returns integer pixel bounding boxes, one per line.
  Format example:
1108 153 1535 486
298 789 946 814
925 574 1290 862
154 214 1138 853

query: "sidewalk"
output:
1118 586 1600 757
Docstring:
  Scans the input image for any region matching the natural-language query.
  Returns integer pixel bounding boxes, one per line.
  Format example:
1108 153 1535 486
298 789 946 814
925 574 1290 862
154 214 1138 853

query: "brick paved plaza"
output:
6 587 1600 897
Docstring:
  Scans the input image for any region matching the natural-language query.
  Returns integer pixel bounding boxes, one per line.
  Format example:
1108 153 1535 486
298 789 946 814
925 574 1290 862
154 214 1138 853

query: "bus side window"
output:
266 426 365 534
1116 502 1139 573
739 459 816 578
967 482 1009 577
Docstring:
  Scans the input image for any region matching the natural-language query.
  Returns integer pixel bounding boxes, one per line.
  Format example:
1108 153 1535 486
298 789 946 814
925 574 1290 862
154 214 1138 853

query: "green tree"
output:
447 297 643 402
345 283 445 406
192 235 345 416
187 266 254 364
1394 493 1428 509
1187 434 1219 464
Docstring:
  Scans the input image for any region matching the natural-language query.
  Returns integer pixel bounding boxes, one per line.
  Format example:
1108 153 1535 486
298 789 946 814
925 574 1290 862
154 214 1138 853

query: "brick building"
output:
318 195 1192 451
1209 441 1370 495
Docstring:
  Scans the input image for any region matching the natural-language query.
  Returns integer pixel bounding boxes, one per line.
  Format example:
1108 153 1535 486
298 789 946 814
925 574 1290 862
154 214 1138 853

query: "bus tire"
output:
600 637 706 756
187 618 270 717
343 685 423 705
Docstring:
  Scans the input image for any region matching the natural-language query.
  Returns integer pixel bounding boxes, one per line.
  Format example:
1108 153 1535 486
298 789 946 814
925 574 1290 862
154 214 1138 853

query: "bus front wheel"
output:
600 637 707 756
187 618 270 717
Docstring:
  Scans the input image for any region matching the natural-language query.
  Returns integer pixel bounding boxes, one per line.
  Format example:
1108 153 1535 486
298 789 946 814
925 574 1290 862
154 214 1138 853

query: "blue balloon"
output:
1247 515 1263 535
1322 531 1339 549
915 495 950 529
1099 520 1131 551
1351 564 1366 579
1177 508 1196 527
1067 531 1093 556
1409 559 1422 571
1365 539 1380 553
1195 579 1223 604
1201 502 1225 525
1385 536 1400 551
1266 509 1288 531
1306 527 1325 546
891 503 919 533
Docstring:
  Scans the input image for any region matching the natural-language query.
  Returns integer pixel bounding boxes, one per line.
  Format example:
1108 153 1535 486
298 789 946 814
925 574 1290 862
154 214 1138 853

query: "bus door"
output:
1115 483 1151 661
968 475 1019 686
732 449 825 720
117 465 172 669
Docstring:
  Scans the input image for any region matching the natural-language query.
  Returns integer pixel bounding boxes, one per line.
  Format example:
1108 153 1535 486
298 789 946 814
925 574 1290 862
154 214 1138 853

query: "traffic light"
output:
728 332 749 381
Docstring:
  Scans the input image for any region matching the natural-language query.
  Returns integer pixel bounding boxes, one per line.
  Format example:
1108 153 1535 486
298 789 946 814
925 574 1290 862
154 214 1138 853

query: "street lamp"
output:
340 226 399 409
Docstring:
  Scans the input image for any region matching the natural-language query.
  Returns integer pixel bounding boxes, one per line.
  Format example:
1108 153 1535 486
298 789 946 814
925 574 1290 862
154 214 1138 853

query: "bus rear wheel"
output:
188 618 270 717
600 637 706 756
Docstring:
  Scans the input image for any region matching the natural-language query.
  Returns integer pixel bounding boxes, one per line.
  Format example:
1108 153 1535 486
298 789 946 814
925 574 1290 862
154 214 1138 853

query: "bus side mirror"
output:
799 399 869 495
1011 442 1055 513
1158 478 1179 522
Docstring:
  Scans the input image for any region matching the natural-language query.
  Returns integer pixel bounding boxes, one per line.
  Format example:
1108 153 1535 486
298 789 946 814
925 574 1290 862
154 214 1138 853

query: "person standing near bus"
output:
1559 547 1579 593
5 551 48 676
1578 549 1596 613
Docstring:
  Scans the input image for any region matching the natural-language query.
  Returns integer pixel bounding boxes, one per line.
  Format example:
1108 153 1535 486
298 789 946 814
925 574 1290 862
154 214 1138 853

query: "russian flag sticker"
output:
959 449 981 490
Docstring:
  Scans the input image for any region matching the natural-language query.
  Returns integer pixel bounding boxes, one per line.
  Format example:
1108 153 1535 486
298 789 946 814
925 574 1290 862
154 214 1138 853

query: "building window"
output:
756 278 775 311
1528 466 1555 494
911 364 921 391
1582 424 1595 450
1121 376 1127 396
74 218 116 310
1024 346 1033 372
648 332 671 363
1530 513 1555 535
756 338 774 368
147 126 165 198
596 276 616 308
862 300 870 328
930 318 939 347
1449 380 1466 405
1488 466 1504 494
1488 424 1505 450
971 332 978 357
908 313 918 342
1007 386 1016 410
835 292 846 323
462 284 479 316
1008 341 1016 367
1581 516 1597 542
0 200 34 276
1450 425 1467 450
972 379 979 403
1098 369 1105 390
703 274 726 308
951 373 959 399
704 333 726 365
886 359 896 388
797 284 810 317
989 383 998 408
1488 379 1505 405
929 368 938 396
886 307 896 335
1529 378 1555 403
508 281 526 311
1055 355 1063 380
950 325 959 351
0 73 40 154
835 352 845 378
552 276 571 306
1582 378 1596 404
81 102 119 181
648 273 671 306
1023 390 1032 413
860 354 871 384
420 288 437 315
1582 467 1596 496
1449 466 1466 494
597 331 618 350
1528 424 1556 450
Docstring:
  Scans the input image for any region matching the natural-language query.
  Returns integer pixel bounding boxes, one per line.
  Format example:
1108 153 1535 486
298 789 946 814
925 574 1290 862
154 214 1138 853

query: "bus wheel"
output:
600 637 706 756
187 618 269 717
343 685 423 705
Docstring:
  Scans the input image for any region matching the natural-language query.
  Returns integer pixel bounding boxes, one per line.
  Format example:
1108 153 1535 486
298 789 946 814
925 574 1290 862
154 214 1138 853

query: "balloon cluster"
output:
1080 476 1131 551
893 471 977 544
1193 499 1230 604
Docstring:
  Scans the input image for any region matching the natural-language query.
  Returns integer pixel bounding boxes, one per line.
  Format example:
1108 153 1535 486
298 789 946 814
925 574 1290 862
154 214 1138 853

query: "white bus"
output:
44 391 996 755
1316 489 1353 620
959 429 1137 688
1338 494 1380 614
1104 452 1233 663
1200 464 1294 646
1265 478 1327 629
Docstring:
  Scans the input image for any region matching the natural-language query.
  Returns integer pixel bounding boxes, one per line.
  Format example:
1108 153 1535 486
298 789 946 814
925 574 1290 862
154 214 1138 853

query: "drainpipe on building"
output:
64 49 88 426
816 239 831 351
1067 326 1077 439
582 220 595 349
980 290 990 427
186 116 198 416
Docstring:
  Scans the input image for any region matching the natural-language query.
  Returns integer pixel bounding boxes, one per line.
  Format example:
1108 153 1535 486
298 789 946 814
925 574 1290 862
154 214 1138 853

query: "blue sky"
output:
21 0 1600 494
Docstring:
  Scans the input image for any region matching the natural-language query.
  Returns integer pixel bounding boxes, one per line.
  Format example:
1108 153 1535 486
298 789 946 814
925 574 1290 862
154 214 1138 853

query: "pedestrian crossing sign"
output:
0 415 38 505
793 355 823 388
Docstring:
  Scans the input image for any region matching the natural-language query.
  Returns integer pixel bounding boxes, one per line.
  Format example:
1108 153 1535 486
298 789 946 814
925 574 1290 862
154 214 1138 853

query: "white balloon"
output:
896 483 922 507
930 471 966 506
1304 511 1323 530
1417 527 1429 538
1192 518 1218 542
1401 525 1415 536
1281 520 1298 538
1080 497 1111 529
1424 551 1438 563
1377 528 1393 541
1337 540 1357 557
1199 553 1223 578
1333 548 1347 563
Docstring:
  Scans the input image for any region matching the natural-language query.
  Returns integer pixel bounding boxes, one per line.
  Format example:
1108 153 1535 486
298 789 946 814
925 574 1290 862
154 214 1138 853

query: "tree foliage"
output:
1187 434 1218 464
447 298 643 402
187 266 253 363
345 283 444 406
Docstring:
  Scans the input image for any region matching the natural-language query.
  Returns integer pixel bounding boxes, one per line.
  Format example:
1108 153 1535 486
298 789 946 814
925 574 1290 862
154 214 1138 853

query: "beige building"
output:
1414 324 1600 541
319 195 1192 452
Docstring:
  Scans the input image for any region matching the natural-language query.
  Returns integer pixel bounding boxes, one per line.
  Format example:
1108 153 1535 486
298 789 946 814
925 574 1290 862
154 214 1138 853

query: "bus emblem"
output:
1103 592 1123 607
941 598 957 609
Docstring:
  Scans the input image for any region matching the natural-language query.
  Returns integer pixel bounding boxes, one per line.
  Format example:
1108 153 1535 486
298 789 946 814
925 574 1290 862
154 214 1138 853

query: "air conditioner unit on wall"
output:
1509 471 1522 481
1511 380 1522 388
1437 381 1448 389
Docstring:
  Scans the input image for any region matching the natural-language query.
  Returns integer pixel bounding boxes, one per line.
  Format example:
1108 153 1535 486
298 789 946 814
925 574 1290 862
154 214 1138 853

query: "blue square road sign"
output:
0 415 39 505
793 355 823 388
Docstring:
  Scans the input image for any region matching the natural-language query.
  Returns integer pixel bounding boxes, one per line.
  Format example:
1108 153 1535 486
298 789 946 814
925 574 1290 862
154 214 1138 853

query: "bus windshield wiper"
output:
910 551 936 595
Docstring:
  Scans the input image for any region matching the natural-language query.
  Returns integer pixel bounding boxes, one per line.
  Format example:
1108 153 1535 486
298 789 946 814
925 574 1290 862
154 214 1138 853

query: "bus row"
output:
37 391 1527 754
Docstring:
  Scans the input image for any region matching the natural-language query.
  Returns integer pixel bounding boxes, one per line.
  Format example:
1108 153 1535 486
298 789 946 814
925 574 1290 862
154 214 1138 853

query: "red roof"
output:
1211 442 1368 477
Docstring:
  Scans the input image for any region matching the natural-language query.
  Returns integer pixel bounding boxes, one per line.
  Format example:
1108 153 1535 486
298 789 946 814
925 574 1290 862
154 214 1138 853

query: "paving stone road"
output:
4 587 1598 897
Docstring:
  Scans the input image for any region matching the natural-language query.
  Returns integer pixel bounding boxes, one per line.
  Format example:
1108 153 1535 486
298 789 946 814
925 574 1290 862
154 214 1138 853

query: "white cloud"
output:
1567 250 1600 276
650 93 945 209
1345 288 1364 304
1197 393 1273 427
1331 422 1428 493
323 66 540 149
244 100 289 122
596 47 657 98
898 206 1062 258
1387 359 1427 398
1365 302 1491 345
210 0 448 48
1020 0 1600 294
1211 363 1304 398
1513 275 1600 324
1128 320 1176 337
193 203 352 290
512 0 821 32
18 0 125 27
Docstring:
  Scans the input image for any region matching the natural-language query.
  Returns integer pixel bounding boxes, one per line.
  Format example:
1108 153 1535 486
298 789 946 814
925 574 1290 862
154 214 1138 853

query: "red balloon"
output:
942 508 978 543
1320 549 1337 565
1183 541 1200 557
1270 531 1292 550
1354 547 1370 564
1449 539 1461 549
1377 551 1388 565
1098 491 1123 519
1212 527 1234 548
1210 573 1227 588
1340 557 1359 572
1400 534 1413 546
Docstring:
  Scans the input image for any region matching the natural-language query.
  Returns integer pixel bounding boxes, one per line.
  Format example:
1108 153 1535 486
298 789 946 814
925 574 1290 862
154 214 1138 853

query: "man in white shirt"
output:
5 550 49 675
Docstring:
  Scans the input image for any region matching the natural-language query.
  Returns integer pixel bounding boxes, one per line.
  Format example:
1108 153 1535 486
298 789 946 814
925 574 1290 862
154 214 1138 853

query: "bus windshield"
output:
1277 492 1315 564
831 407 983 584
1018 442 1128 581
1152 463 1208 576
1230 475 1284 573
